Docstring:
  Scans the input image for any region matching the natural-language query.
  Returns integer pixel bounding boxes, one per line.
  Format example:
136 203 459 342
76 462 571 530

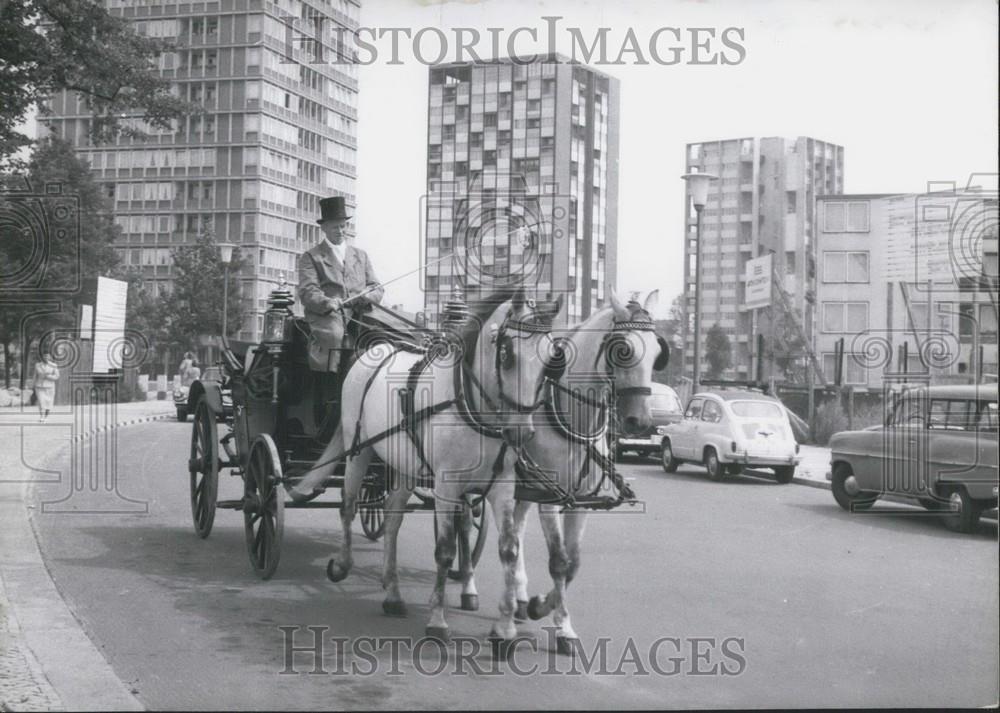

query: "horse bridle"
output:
492 308 554 413
593 318 663 398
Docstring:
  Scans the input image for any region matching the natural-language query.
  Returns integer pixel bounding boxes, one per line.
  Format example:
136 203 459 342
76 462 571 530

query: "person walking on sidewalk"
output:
33 348 59 423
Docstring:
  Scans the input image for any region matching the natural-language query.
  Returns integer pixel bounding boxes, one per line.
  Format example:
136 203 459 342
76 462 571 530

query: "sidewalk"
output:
0 401 171 711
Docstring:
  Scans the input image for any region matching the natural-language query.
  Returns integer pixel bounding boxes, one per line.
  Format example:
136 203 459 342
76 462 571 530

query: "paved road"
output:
30 422 999 709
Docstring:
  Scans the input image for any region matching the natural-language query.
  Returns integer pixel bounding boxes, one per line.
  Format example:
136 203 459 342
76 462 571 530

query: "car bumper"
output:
617 435 660 449
724 453 800 467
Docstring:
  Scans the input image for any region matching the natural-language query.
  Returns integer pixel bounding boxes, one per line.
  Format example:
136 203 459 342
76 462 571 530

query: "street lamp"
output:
217 243 236 341
681 171 718 393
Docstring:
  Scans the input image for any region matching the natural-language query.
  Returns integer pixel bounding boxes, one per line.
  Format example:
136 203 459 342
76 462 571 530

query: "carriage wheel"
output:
188 398 219 539
434 498 490 581
358 467 387 541
243 434 285 580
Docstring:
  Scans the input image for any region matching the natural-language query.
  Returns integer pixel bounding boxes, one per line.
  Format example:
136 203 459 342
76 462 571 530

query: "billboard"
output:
743 254 772 310
91 276 128 373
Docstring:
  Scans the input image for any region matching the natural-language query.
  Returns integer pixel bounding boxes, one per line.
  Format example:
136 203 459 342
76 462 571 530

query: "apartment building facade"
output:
814 189 999 390
422 56 619 326
682 136 844 380
40 0 360 341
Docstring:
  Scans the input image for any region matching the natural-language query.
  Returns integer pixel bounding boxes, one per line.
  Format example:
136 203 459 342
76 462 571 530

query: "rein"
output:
510 315 659 510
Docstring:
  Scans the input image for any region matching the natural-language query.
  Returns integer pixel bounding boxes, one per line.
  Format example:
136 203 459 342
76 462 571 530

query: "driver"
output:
297 196 383 372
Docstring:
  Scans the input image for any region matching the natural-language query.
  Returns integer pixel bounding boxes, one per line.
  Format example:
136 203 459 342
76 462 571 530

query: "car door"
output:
700 399 724 453
928 398 999 501
882 390 930 496
674 398 704 459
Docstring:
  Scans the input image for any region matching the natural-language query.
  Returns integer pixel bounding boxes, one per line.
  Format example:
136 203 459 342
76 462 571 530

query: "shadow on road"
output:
787 502 998 539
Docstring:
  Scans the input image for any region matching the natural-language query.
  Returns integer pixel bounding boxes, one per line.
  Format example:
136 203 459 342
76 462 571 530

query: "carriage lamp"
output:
262 280 296 348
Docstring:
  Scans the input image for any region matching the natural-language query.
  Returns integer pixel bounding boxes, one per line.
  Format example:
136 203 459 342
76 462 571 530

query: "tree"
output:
158 227 248 360
1 0 193 165
705 323 732 379
765 305 810 384
0 137 121 387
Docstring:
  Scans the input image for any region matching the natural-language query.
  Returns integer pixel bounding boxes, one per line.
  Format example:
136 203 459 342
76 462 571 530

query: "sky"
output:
351 0 999 317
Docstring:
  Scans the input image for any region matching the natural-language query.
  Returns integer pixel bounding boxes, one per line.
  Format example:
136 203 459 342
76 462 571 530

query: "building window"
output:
786 191 797 214
823 201 869 232
822 302 868 333
823 251 869 283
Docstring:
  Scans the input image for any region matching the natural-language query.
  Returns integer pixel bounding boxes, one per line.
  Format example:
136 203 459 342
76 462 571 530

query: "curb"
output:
70 413 174 442
1 413 172 712
792 475 830 490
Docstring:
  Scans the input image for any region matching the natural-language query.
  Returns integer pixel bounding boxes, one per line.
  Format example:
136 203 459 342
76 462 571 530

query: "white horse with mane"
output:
306 287 563 644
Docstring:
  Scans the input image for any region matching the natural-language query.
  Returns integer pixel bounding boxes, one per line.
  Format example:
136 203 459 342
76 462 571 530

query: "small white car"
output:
659 390 801 483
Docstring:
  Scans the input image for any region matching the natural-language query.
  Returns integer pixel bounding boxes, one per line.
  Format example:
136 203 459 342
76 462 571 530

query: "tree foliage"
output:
705 322 732 379
0 0 194 165
0 137 121 386
157 228 248 356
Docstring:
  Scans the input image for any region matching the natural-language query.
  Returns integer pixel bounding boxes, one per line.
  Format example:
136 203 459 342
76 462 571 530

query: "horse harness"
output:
344 309 552 496
512 317 661 510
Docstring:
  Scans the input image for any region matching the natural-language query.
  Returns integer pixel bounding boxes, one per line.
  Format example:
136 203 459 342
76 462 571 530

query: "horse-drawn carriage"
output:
186 284 488 580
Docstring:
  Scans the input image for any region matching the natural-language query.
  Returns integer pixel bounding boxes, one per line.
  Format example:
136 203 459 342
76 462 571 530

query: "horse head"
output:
467 287 563 446
605 288 670 436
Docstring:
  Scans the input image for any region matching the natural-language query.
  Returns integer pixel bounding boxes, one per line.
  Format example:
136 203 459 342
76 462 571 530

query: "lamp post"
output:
217 243 236 341
681 171 718 393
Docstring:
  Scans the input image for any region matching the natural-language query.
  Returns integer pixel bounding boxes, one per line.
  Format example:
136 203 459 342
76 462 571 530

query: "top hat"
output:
317 196 351 225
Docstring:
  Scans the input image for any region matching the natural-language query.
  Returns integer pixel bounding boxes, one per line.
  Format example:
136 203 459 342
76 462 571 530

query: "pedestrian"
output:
33 347 59 423
179 351 198 387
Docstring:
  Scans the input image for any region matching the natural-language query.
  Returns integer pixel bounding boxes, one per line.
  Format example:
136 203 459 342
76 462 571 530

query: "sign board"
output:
743 254 772 310
91 277 128 373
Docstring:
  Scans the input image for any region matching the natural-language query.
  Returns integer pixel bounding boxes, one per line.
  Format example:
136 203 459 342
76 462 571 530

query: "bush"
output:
813 401 850 446
812 399 886 445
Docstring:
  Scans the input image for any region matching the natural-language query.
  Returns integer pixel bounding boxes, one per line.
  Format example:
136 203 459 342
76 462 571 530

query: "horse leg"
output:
526 505 574 652
512 500 532 621
486 491 520 656
548 508 588 655
457 502 479 611
326 445 370 583
380 476 412 617
426 499 459 641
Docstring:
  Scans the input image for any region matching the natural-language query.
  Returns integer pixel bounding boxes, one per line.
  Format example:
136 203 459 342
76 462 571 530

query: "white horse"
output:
325 288 563 644
489 289 669 654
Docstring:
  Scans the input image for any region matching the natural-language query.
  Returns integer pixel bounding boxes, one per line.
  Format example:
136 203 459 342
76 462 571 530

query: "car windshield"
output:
730 401 783 419
650 393 682 412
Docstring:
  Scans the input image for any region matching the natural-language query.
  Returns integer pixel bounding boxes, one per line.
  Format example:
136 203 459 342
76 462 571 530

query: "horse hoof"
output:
425 626 450 642
556 636 579 657
382 600 407 617
514 600 529 622
326 560 348 583
527 595 545 620
460 594 479 611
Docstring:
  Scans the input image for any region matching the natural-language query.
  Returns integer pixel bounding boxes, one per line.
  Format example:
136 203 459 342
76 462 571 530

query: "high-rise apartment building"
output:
423 56 619 326
682 137 844 380
40 0 361 341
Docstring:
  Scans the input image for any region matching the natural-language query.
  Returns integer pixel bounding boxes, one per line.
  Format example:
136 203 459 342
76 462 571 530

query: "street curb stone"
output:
0 412 167 712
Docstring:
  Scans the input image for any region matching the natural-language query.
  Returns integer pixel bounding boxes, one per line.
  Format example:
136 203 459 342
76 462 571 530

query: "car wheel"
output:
176 406 187 422
774 466 795 484
942 488 981 534
830 463 878 512
660 440 679 473
704 448 724 482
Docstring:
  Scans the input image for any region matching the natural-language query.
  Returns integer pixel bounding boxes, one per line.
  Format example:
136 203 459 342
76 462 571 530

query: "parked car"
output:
175 366 231 422
613 382 684 459
827 384 999 533
659 390 801 483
